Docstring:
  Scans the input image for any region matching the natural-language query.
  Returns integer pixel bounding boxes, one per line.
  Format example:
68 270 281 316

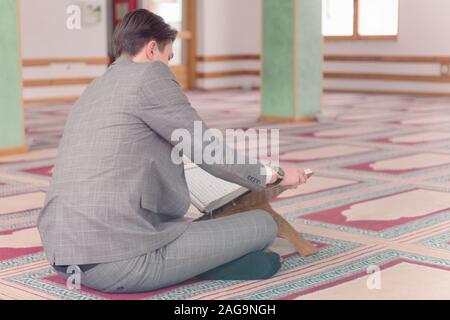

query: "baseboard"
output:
22 57 111 67
0 145 28 157
197 86 260 93
23 78 95 87
324 88 450 97
258 115 318 123
196 70 260 79
24 96 79 104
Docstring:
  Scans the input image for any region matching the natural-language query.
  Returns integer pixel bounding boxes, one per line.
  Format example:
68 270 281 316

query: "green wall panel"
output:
262 0 294 117
262 0 322 119
0 0 25 149
295 0 322 117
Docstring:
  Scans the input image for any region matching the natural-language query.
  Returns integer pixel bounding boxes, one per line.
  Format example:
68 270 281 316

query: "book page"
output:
184 163 247 212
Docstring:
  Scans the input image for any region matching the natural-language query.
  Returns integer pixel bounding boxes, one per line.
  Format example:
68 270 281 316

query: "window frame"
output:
324 0 399 41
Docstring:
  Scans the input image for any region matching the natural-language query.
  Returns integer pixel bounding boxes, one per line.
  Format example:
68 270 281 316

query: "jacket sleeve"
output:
137 61 268 192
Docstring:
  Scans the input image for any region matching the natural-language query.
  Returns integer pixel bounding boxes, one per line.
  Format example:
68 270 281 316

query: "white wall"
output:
324 0 450 94
196 0 450 57
20 0 110 101
196 0 261 90
196 0 450 94
21 0 450 96
20 0 109 58
325 0 450 56
20 0 263 95
197 0 261 56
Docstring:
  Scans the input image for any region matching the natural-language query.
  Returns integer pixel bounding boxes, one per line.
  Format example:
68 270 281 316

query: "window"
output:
322 0 399 40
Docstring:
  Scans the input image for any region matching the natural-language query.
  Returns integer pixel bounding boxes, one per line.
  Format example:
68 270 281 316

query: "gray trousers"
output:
56 209 278 293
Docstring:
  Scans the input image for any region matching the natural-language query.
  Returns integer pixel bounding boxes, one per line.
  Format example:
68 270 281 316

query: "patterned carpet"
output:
1 90 450 300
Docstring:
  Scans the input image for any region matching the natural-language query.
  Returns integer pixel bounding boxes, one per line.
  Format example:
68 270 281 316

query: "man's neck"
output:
130 54 150 63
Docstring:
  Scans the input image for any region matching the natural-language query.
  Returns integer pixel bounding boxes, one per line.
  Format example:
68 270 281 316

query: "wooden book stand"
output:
194 184 319 257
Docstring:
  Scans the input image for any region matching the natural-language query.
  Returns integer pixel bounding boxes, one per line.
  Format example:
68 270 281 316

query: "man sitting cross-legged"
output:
38 9 311 293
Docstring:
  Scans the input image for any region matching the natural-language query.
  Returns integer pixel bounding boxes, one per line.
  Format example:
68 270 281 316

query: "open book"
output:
184 161 314 214
184 162 250 213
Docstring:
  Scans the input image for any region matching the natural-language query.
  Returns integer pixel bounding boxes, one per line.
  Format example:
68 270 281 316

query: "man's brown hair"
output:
112 9 178 59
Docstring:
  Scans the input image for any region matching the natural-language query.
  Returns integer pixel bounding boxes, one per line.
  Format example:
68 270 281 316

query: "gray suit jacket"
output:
37 56 267 266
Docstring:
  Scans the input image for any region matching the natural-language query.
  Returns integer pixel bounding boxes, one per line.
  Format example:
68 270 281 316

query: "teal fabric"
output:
196 251 281 281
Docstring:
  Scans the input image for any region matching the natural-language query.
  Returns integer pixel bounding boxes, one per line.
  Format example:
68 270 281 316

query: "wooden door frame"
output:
186 0 197 89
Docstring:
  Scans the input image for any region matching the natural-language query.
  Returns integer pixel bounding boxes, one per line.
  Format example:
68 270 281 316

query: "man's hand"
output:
268 167 310 188
280 167 309 188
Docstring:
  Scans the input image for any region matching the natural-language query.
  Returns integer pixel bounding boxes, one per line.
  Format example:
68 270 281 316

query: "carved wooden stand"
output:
194 185 319 257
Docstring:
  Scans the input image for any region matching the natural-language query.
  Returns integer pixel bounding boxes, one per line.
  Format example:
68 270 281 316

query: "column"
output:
0 0 26 155
261 0 322 122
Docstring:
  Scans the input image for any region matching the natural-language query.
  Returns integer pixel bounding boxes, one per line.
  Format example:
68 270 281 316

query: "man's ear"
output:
145 41 157 60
